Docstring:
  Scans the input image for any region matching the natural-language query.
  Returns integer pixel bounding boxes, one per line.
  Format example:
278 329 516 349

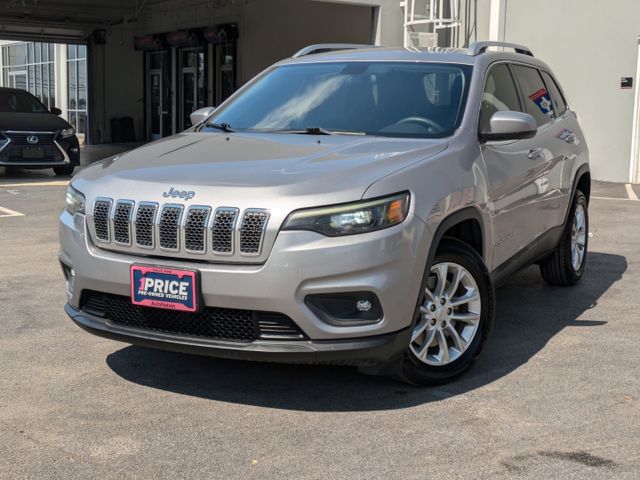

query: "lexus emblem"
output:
26 135 39 145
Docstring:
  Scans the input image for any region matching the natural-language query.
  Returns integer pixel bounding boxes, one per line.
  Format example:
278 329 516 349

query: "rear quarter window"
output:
541 71 568 117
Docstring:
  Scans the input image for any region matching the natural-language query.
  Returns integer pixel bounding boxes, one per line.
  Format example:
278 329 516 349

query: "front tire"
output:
396 239 495 386
539 190 588 286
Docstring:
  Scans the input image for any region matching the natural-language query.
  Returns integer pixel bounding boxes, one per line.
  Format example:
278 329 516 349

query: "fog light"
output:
356 300 372 312
305 292 382 326
70 147 79 153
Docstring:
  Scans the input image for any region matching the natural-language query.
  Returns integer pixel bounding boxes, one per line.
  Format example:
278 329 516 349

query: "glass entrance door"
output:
179 47 206 130
145 51 171 141
149 70 163 140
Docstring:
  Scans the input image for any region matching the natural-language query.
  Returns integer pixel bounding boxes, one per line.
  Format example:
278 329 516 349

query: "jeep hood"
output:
74 131 448 207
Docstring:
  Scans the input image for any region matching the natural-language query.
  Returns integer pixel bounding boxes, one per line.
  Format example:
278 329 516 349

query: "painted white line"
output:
0 180 69 188
0 205 25 217
626 183 639 201
592 195 639 202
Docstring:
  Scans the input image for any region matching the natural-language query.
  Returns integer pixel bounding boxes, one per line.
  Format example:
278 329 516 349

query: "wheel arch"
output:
425 206 488 280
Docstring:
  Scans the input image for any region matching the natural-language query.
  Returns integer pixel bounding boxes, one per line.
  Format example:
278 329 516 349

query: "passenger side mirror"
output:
480 111 537 142
190 106 216 126
50 107 62 116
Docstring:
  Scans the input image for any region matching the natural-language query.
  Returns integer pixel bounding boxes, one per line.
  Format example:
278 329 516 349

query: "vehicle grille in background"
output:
6 132 56 145
89 198 269 260
184 207 211 252
113 201 133 244
93 199 112 242
134 203 157 248
80 291 306 342
211 208 238 254
0 132 64 163
240 210 269 254
158 206 183 250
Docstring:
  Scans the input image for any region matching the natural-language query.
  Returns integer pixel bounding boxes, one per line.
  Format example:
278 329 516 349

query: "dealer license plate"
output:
130 265 198 312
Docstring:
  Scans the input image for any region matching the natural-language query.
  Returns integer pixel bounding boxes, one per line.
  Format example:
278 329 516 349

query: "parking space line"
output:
626 184 639 201
0 205 25 217
0 180 69 188
592 195 639 202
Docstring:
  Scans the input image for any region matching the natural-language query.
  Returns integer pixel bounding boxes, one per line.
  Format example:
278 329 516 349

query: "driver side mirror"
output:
190 106 216 126
480 111 537 142
50 107 62 116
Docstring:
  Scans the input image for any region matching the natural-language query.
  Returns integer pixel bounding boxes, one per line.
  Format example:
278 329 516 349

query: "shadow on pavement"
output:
106 251 626 411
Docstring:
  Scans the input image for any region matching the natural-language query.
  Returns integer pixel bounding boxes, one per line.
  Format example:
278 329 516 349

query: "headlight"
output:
65 185 85 215
60 128 75 138
282 192 410 237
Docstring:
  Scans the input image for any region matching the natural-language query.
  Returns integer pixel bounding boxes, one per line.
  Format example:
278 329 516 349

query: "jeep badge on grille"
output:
163 187 196 200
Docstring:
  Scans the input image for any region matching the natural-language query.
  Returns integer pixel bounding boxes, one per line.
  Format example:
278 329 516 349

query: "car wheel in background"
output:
540 190 588 286
54 165 75 176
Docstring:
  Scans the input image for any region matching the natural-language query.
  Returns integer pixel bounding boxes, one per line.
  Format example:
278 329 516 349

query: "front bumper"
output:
60 206 431 363
66 303 411 366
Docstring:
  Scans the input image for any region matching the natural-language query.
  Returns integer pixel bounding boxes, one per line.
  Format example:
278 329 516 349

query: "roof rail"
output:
467 41 534 57
292 43 374 58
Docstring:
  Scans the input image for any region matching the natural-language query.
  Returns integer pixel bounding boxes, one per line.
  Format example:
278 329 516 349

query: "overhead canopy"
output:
0 0 153 43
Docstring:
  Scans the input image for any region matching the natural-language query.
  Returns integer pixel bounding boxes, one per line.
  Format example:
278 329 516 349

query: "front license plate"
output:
23 146 44 159
130 265 198 312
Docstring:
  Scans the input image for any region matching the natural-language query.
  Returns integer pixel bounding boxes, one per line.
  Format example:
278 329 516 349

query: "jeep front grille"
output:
158 205 183 250
89 198 269 260
93 199 112 242
134 203 157 248
240 210 269 254
113 201 133 245
211 207 238 254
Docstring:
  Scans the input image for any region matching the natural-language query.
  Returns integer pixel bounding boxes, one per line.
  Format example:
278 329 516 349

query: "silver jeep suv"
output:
59 42 590 385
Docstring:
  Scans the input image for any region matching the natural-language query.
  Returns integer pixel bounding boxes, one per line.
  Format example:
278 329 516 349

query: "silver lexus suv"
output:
59 42 590 385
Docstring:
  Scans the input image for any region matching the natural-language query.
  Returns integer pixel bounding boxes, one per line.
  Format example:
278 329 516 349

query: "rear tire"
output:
395 238 495 386
54 165 75 176
540 190 588 286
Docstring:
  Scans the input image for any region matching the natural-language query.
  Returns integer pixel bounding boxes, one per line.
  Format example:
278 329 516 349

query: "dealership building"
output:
0 0 638 183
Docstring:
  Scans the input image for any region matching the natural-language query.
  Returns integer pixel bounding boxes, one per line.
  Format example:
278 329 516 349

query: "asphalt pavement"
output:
0 171 639 479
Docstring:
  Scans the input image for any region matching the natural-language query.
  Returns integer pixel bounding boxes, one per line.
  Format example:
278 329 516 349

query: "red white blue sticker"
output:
130 265 198 312
529 88 554 116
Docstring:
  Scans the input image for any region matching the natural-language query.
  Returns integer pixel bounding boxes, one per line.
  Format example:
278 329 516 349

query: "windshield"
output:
0 89 49 114
206 62 472 138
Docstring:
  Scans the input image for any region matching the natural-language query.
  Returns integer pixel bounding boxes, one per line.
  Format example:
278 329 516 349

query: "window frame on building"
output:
1 42 56 110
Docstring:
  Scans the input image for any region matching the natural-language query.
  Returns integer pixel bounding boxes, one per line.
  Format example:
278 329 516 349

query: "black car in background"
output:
0 87 80 176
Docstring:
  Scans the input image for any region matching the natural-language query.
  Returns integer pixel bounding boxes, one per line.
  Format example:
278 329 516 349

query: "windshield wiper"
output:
270 127 366 136
206 122 234 133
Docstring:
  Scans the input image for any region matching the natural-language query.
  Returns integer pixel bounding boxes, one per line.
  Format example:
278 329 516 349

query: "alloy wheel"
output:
571 203 586 271
410 262 482 366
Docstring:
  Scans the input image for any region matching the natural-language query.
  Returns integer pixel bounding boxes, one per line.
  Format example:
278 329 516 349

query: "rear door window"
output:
541 71 568 117
511 65 555 126
479 63 522 132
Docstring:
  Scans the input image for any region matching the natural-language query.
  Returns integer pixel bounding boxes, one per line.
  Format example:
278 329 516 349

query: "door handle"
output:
528 147 544 160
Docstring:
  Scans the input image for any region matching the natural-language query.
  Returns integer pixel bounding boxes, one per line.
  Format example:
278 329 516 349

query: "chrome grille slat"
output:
93 199 112 242
211 207 239 254
134 202 158 248
240 209 269 255
158 205 183 251
113 201 134 245
89 199 270 260
184 206 211 253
